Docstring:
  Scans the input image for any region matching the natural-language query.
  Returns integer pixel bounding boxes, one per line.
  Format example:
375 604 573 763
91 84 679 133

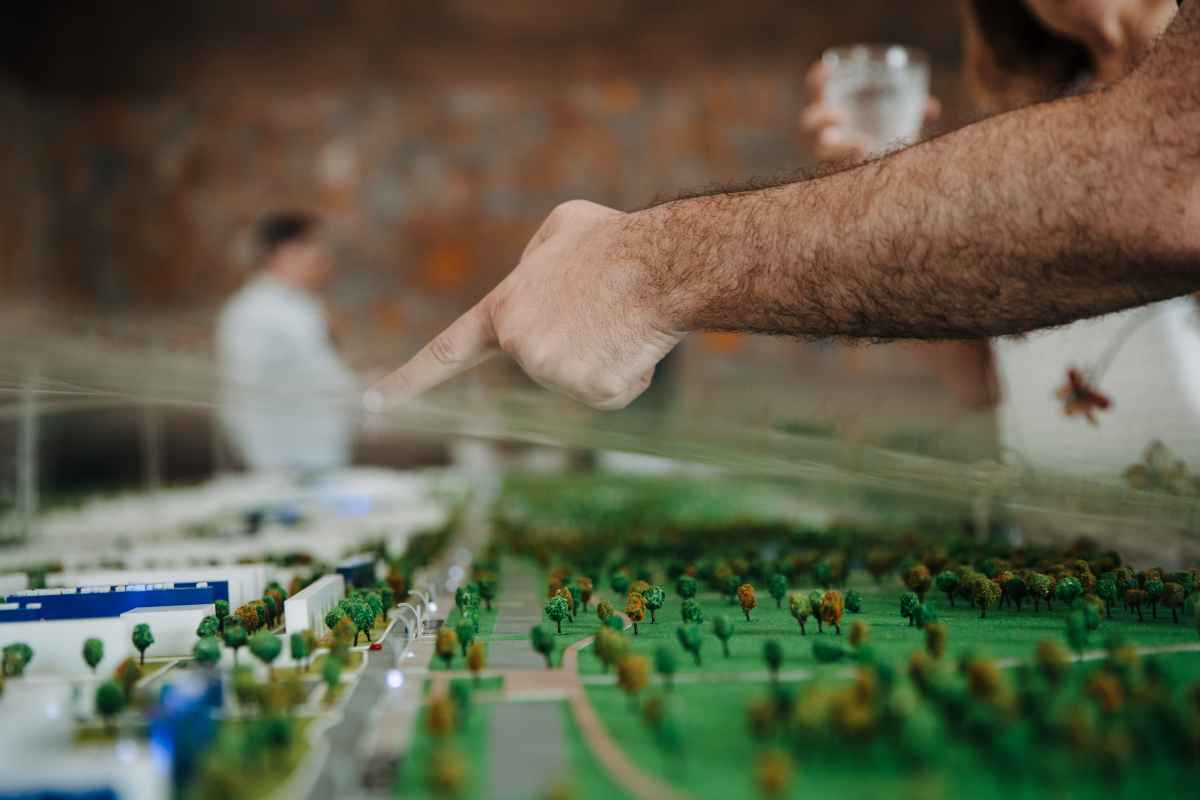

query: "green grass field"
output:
584 647 1200 800
574 572 1199 677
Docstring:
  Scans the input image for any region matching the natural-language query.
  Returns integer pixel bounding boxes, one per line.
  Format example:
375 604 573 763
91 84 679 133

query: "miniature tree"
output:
235 603 260 633
348 598 375 644
681 598 705 625
545 595 571 635
654 646 677 690
2 643 32 678
676 574 698 600
788 592 812 635
903 564 933 602
1035 639 1070 687
214 599 230 632
324 606 346 632
362 591 385 624
250 631 282 679
95 680 126 732
1005 576 1028 612
555 587 576 622
713 614 735 657
251 600 268 630
374 582 396 611
1026 572 1054 612
819 591 844 635
1161 581 1186 623
594 627 627 673
913 602 938 628
925 622 947 659
114 657 141 700
191 636 220 670
1065 611 1090 659
812 639 848 663
576 576 594 612
611 572 632 596
476 574 498 611
597 599 615 624
935 570 960 608
844 589 863 614
763 639 784 682
971 577 1002 619
132 623 155 666
737 584 758 622
625 592 646 635
290 632 310 670
452 617 475 659
755 749 794 798
617 654 650 707
454 585 476 614
864 548 899 584
1055 576 1083 610
676 625 704 666
723 573 742 606
807 591 825 632
1125 588 1148 621
321 653 342 695
848 620 870 649
261 594 278 629
630 579 651 597
436 628 459 669
768 574 789 610
641 585 665 623
1145 577 1165 619
530 624 556 668
467 641 487 685
196 615 220 639
82 638 104 675
1096 575 1119 617
900 591 920 627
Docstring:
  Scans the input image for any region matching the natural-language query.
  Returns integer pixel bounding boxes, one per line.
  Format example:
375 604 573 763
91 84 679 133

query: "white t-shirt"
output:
216 275 358 473
995 297 1200 477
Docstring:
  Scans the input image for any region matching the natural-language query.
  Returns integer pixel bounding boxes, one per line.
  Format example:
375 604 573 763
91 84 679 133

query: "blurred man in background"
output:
217 212 357 476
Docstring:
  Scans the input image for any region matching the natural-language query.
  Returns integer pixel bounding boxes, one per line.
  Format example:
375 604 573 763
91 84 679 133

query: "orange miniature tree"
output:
625 592 646 635
819 590 844 635
737 584 758 622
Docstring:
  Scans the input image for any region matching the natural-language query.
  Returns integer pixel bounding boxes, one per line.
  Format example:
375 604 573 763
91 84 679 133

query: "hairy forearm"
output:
638 6 1199 340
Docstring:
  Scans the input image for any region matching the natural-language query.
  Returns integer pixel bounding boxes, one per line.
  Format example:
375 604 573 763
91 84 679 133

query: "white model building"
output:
0 572 29 596
284 574 345 637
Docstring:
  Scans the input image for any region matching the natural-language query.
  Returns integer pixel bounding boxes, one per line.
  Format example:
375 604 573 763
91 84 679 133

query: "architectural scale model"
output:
1 469 1198 800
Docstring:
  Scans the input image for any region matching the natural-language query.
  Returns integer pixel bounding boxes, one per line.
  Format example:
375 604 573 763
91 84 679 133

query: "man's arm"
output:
379 2 1199 410
645 3 1199 341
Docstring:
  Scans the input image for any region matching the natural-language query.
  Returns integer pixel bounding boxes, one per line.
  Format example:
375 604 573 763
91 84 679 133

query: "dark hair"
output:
960 0 1092 113
256 212 320 259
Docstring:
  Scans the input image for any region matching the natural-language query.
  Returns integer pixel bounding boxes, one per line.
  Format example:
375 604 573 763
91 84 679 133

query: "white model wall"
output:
0 617 131 676
47 565 267 608
284 574 345 637
0 573 29 597
121 604 213 659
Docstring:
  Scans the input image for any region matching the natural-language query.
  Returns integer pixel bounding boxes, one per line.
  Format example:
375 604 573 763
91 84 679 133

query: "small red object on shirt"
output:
1056 368 1112 425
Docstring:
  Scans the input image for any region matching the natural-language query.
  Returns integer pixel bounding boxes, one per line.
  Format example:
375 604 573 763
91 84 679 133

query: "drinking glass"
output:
821 44 930 154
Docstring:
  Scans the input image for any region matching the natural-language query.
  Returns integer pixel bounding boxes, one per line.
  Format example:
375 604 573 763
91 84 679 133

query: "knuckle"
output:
427 333 461 367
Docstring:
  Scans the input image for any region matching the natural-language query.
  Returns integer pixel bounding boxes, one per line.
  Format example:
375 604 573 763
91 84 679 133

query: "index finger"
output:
371 303 498 401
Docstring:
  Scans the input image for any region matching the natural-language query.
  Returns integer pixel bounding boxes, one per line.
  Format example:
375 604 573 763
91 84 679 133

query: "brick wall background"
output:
1 0 969 347
0 0 994 492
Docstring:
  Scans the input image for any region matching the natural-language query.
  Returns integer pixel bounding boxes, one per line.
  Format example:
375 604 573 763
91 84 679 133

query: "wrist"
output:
619 200 717 335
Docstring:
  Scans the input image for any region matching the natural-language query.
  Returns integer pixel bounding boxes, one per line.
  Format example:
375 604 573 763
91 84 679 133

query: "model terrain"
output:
1 470 1198 800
